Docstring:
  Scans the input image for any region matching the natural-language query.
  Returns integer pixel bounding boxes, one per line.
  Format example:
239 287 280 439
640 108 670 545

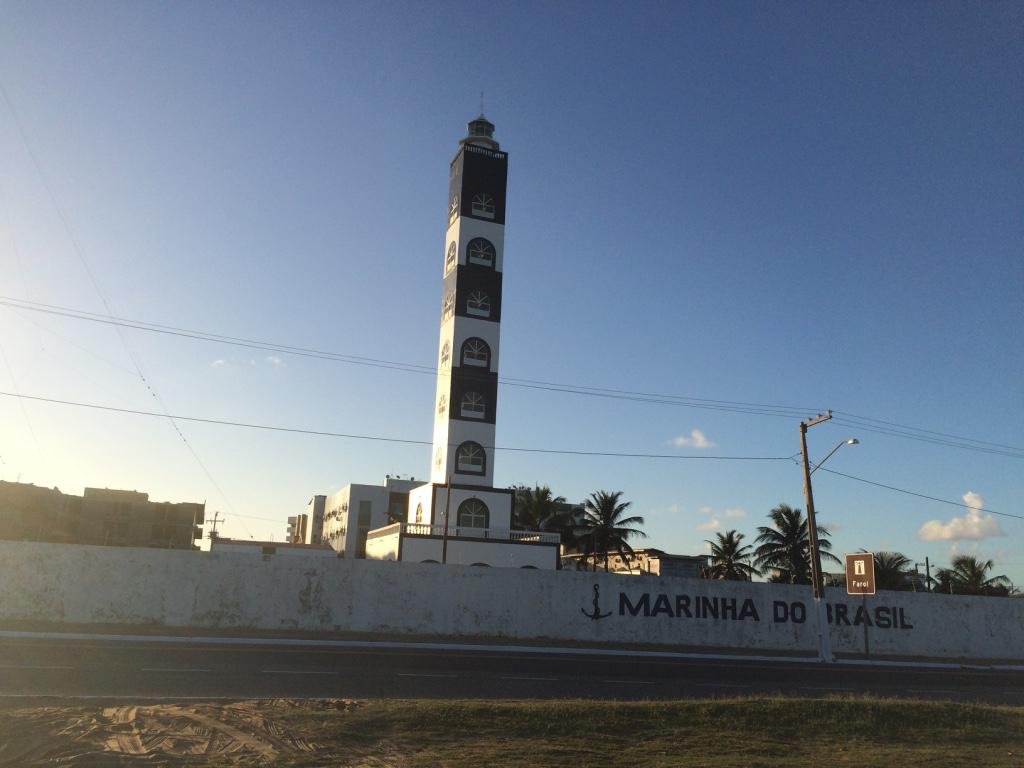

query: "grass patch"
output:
2 697 1023 767
276 697 1024 767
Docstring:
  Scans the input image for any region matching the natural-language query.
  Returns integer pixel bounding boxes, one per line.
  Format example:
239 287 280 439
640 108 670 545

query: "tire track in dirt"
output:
0 699 334 765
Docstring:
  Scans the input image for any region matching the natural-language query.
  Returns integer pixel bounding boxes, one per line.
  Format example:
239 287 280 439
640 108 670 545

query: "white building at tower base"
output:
365 482 559 568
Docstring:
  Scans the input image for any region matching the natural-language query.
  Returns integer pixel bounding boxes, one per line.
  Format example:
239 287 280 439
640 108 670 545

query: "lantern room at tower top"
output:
364 116 560 569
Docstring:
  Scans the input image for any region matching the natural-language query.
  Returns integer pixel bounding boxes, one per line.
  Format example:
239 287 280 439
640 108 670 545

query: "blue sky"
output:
1 1 1021 583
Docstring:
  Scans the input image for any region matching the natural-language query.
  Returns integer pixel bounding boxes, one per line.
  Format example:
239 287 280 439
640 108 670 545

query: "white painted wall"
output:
398 536 557 568
210 541 337 558
1 541 1020 662
322 484 394 557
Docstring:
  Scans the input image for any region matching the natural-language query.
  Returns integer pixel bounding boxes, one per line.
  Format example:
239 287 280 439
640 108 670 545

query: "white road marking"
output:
499 675 558 681
0 664 74 670
1 630 1021 673
261 669 327 675
396 672 458 678
140 668 212 673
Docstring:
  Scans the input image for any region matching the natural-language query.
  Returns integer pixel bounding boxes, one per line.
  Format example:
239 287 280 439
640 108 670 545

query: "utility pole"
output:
207 511 224 541
441 477 453 564
800 410 832 662
915 558 932 592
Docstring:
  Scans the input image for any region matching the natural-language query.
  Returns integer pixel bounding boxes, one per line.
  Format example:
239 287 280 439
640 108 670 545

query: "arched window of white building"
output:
467 238 495 267
461 338 490 368
457 498 490 528
445 241 457 272
455 441 486 475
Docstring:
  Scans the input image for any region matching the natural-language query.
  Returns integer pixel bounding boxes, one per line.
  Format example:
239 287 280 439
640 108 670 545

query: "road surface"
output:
0 634 1020 704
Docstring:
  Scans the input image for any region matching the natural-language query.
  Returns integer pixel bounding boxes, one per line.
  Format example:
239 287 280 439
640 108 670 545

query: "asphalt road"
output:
0 635 1021 704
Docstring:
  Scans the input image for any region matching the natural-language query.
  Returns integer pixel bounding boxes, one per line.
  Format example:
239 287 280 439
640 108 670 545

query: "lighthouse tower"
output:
430 115 507 488
363 116 558 566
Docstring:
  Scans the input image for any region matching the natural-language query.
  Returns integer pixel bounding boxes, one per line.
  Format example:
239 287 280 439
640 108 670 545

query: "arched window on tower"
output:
471 193 495 219
467 238 495 268
455 441 486 475
466 291 490 318
441 291 455 320
461 338 490 368
461 391 485 419
457 498 490 529
445 241 457 272
437 394 447 416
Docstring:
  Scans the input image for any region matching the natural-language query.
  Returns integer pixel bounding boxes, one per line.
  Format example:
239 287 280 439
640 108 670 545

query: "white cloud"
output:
211 359 226 368
917 491 1005 542
697 516 721 532
725 508 746 518
698 505 714 516
671 429 716 449
264 355 284 367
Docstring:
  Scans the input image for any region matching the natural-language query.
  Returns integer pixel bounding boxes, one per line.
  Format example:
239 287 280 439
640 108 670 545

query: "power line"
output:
0 85 241 522
0 296 815 419
0 390 793 461
833 409 1023 452
3 389 1019 524
5 296 1020 460
829 417 1024 460
817 466 1022 522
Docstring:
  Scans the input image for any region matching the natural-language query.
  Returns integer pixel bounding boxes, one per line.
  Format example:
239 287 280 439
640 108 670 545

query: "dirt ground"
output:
0 698 344 766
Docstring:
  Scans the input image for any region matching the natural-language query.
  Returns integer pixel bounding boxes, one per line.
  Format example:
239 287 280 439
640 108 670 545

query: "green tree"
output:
933 555 1011 596
704 530 761 581
575 491 646 572
511 484 566 531
871 551 913 591
753 503 839 584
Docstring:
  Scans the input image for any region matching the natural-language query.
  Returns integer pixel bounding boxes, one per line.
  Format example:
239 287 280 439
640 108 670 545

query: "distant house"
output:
322 477 423 558
562 548 709 579
0 481 203 550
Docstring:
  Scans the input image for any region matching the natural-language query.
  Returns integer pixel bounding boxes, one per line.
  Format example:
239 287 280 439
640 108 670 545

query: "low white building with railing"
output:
365 519 560 569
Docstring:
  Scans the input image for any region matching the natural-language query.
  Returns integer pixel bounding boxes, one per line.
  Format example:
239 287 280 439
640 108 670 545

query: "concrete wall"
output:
1 541 1020 662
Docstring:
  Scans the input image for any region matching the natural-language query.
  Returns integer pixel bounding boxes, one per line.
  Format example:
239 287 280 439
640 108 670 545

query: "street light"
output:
798 411 858 662
810 438 859 476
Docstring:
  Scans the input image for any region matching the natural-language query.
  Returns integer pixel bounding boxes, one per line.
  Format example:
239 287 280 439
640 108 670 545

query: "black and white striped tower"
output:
430 116 508 488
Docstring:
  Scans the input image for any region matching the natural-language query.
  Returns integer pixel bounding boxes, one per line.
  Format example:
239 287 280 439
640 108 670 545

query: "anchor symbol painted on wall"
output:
581 583 612 621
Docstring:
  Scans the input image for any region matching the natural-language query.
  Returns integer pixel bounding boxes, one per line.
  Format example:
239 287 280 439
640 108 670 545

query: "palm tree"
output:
872 551 913 591
753 503 839 584
705 530 761 581
933 555 1010 596
512 484 567 531
575 491 646 572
